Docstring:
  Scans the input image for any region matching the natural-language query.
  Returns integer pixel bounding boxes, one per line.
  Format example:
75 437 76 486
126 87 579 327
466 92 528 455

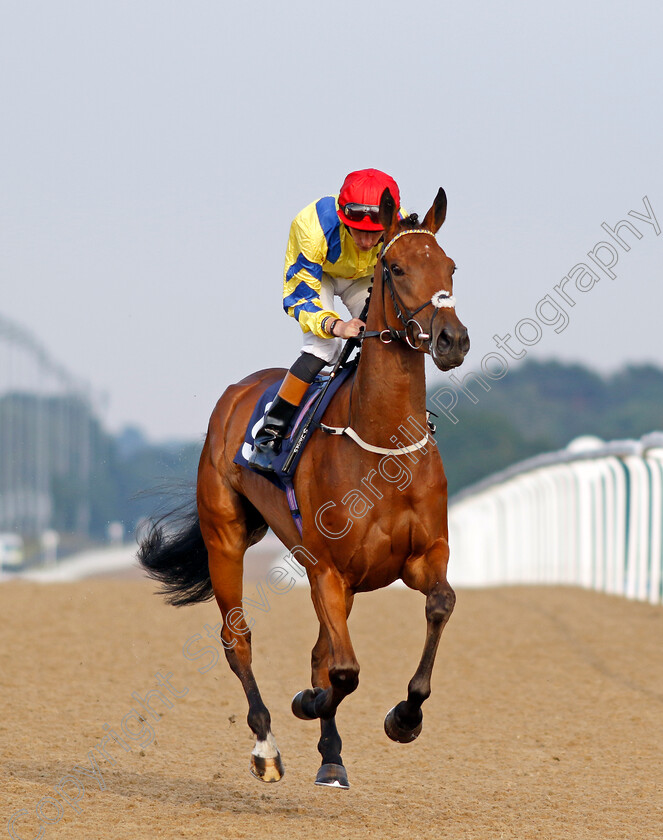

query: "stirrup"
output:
247 395 299 473
248 429 283 472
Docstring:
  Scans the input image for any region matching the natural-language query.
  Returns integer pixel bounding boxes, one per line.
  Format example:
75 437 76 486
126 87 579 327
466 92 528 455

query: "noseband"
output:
364 229 456 352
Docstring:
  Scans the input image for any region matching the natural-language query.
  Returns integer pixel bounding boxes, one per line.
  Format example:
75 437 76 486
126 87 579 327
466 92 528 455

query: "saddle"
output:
233 361 358 533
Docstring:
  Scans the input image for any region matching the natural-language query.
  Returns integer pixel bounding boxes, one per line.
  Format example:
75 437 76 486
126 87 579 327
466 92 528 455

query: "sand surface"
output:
1 577 662 840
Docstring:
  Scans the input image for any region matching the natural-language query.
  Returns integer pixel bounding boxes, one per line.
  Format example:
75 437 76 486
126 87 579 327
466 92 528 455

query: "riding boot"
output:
248 371 312 473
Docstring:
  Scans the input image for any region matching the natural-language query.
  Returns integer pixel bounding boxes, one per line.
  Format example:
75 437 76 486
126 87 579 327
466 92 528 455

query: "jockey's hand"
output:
335 318 365 339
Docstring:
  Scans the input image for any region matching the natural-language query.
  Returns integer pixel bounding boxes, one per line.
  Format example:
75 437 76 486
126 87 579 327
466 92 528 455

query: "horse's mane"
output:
401 212 420 229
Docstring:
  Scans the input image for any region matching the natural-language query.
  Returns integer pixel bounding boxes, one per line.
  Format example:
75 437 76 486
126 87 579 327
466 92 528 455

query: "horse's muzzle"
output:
432 320 470 371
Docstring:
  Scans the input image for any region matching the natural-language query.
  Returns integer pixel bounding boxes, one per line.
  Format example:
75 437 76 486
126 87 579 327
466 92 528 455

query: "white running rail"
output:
448 432 663 605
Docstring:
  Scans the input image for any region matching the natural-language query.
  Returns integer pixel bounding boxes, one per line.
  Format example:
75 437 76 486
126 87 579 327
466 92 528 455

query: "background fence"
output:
0 313 97 538
448 432 663 605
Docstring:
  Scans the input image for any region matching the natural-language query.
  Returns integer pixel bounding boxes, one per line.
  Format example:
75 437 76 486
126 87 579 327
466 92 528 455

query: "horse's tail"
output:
137 501 213 606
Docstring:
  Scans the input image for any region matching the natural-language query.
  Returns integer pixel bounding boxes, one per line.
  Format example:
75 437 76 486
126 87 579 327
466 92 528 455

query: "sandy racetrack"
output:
2 574 662 840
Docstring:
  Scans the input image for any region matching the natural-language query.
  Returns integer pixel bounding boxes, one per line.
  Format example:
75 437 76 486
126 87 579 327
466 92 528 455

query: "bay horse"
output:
139 186 469 789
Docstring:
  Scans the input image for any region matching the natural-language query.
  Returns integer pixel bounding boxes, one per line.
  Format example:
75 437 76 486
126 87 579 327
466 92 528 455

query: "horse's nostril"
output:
438 328 452 352
436 325 469 357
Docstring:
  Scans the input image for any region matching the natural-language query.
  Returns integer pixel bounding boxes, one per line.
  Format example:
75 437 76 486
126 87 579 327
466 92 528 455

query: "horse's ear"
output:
378 187 399 236
422 187 447 233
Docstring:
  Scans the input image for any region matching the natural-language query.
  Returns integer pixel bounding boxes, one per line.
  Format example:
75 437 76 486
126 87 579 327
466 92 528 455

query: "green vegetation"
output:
3 359 661 541
0 392 202 542
87 428 203 541
429 360 663 495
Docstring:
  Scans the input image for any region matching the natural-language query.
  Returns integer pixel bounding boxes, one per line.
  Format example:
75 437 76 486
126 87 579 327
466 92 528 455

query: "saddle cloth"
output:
233 360 357 493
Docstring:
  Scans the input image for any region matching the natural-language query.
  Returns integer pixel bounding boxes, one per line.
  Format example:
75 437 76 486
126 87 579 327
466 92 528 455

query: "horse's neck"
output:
349 277 428 447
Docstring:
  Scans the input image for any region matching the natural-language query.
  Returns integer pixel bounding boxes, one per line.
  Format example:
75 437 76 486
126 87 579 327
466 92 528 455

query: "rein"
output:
318 227 449 457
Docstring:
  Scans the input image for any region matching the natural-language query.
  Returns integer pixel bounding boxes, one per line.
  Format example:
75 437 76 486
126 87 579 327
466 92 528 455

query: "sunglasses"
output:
341 203 381 225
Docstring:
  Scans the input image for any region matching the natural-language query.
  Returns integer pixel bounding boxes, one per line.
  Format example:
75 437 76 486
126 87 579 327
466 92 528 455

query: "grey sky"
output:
1 0 662 440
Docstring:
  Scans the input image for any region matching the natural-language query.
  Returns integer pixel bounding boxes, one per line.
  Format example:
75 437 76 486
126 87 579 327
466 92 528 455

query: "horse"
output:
138 186 469 789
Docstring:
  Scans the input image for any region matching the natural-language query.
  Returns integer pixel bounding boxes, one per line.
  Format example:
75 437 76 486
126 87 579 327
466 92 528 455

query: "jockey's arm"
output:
282 213 340 338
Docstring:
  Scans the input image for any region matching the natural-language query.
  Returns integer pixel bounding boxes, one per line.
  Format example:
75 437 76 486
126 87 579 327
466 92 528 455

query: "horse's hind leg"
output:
385 539 456 743
198 467 284 783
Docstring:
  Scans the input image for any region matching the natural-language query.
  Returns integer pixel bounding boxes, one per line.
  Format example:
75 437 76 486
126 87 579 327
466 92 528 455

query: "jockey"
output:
249 168 401 473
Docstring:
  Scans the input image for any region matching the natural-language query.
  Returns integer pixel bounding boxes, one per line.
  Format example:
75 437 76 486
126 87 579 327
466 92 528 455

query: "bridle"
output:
362 228 456 353
318 228 456 457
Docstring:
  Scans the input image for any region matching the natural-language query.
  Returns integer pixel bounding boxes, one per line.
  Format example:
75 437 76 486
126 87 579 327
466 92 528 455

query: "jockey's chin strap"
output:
361 228 456 352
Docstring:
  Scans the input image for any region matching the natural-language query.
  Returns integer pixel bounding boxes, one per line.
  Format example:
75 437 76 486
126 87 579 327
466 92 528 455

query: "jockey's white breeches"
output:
301 273 373 366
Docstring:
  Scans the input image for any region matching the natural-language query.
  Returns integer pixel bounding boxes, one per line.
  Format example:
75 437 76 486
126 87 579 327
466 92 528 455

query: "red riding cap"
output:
337 168 400 231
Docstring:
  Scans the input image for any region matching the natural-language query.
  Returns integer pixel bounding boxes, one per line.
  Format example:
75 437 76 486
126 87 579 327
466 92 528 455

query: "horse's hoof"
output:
250 752 285 783
384 705 423 743
314 763 349 789
291 688 322 720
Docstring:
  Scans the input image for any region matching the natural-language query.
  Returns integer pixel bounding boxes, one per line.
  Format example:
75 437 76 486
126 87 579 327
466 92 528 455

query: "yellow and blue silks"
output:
282 195 385 338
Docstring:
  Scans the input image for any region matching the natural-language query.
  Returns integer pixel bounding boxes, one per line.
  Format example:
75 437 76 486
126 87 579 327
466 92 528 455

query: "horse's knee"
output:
329 665 359 695
425 586 456 624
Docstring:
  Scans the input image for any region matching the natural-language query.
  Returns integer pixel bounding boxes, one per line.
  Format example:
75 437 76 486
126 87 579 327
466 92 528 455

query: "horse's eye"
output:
391 264 405 277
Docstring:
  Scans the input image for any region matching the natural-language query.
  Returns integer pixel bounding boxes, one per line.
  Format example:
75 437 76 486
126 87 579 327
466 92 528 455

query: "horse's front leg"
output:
291 570 357 788
385 538 456 743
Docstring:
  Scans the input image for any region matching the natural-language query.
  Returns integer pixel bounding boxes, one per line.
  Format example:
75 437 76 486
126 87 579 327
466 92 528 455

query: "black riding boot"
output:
248 395 299 473
248 354 326 474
